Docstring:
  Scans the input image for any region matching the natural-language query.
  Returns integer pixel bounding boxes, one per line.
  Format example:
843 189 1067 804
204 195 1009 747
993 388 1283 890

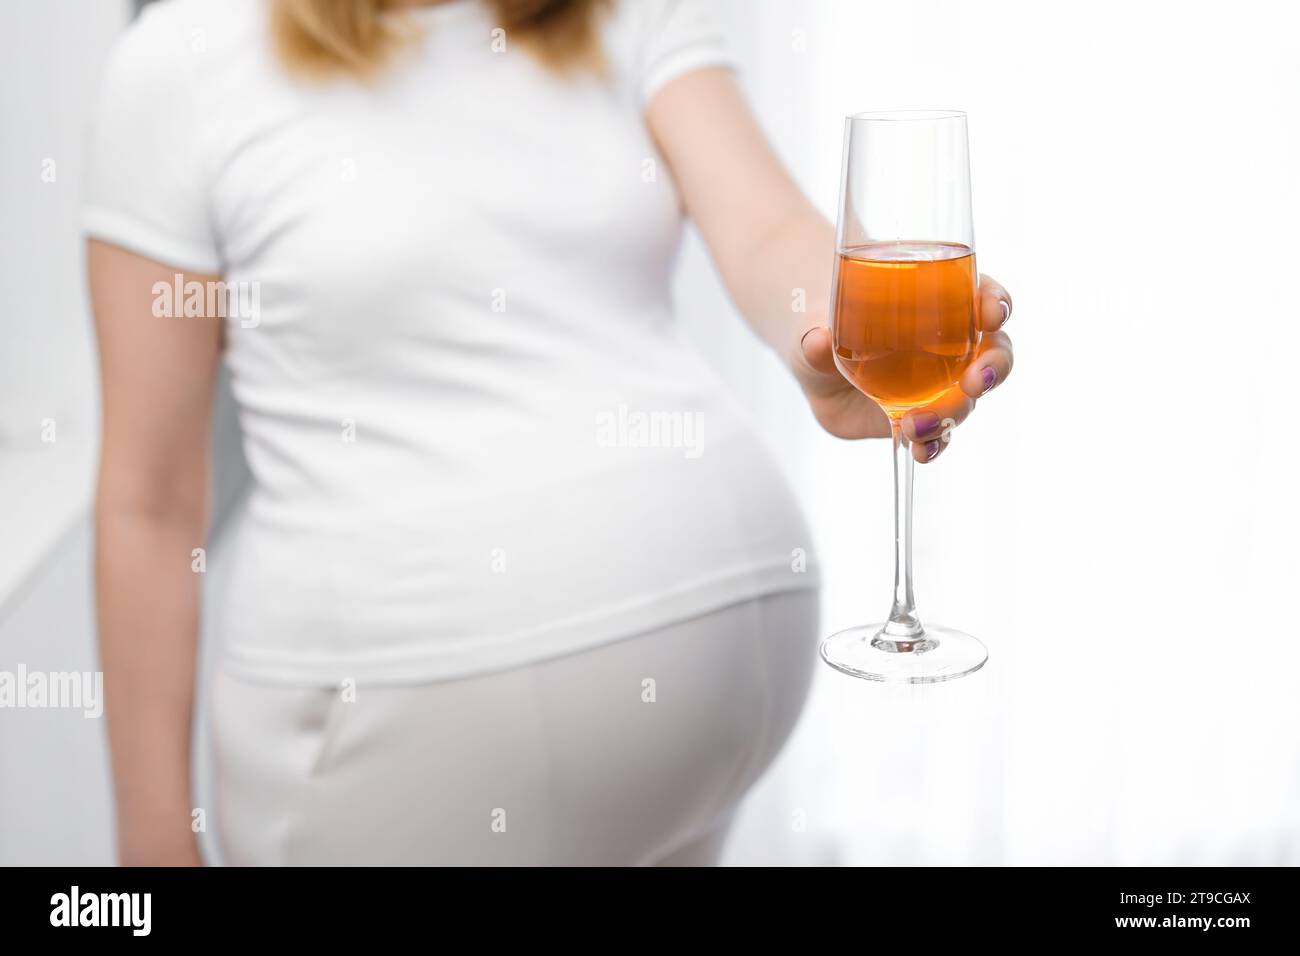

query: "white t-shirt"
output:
84 0 820 684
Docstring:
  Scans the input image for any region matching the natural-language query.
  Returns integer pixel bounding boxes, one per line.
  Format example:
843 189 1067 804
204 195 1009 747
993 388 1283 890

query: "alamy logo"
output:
0 666 103 718
50 886 151 936
152 274 260 329
595 404 704 459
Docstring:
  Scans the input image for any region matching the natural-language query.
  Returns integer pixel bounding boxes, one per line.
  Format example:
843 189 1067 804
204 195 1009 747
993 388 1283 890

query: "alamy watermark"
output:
152 274 260 329
0 665 103 718
595 404 704 459
50 886 150 936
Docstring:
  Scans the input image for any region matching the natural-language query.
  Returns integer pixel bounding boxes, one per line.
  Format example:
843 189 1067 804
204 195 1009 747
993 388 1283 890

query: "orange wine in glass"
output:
821 112 988 683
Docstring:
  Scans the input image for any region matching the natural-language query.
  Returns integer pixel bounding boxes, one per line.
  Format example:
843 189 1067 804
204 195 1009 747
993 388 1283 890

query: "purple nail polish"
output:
981 366 997 394
999 299 1011 324
911 411 941 437
925 439 941 461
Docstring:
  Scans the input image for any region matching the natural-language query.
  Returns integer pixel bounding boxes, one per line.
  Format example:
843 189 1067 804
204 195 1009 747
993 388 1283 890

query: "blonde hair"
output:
271 0 609 79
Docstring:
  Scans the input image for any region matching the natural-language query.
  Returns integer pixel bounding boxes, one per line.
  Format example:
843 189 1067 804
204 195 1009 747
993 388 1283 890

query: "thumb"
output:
794 325 850 398
797 326 839 377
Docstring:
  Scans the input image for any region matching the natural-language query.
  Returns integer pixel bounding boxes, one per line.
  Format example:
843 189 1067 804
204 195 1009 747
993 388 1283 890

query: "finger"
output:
797 325 838 378
977 274 1013 332
794 325 857 401
913 433 948 464
901 386 975 442
959 330 1013 399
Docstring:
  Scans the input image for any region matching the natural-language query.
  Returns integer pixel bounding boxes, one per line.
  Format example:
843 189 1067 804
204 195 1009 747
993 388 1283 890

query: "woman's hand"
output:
645 66 1013 451
89 240 220 872
118 826 205 867
792 274 1014 462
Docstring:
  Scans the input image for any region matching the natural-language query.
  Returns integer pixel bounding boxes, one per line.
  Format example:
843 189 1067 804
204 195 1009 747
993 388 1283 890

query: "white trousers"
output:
211 589 819 866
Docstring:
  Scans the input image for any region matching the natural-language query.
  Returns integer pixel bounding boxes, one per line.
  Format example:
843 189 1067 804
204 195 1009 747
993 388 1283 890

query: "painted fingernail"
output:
911 411 941 438
924 439 942 461
999 298 1011 324
799 327 818 351
980 366 997 394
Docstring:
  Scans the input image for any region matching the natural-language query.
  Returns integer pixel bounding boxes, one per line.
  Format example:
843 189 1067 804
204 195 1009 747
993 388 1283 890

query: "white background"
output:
2 0 1299 865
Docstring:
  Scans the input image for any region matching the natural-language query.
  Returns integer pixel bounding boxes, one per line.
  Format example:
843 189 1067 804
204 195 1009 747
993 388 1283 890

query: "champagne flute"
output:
820 110 988 683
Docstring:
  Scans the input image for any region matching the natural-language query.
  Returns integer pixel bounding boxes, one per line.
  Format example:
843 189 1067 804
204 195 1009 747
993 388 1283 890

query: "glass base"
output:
820 624 987 684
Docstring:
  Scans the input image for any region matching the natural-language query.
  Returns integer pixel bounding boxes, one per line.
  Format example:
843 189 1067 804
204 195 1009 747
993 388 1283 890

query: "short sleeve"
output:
82 5 222 274
639 0 737 105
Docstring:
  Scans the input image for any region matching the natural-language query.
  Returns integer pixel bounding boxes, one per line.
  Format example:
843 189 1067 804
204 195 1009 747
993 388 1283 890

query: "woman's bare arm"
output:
646 70 832 361
89 239 222 865
647 68 1014 460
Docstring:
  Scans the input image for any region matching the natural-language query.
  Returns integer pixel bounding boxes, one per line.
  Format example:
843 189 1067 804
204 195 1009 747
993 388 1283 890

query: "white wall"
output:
0 0 127 606
4 0 1299 866
0 0 250 865
706 0 1300 864
0 0 130 866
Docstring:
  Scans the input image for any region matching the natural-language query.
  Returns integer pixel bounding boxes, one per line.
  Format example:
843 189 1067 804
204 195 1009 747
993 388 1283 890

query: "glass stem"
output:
883 419 924 640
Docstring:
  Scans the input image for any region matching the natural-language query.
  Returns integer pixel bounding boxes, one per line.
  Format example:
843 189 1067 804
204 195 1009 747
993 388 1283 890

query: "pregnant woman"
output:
87 0 1014 865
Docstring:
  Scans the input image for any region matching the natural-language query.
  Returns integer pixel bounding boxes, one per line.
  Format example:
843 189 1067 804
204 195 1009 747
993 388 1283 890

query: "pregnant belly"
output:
211 424 818 681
